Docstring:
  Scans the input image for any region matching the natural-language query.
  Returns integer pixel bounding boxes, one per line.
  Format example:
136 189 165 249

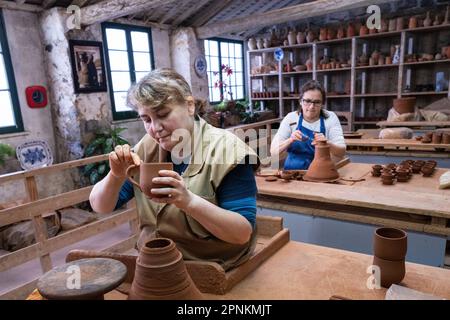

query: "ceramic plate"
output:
16 140 53 170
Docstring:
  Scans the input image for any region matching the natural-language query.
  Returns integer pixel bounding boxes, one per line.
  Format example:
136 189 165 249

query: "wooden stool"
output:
37 258 127 300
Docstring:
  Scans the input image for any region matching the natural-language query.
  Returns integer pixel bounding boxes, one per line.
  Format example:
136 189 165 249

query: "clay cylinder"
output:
372 256 406 288
442 133 450 144
373 227 407 261
128 238 203 300
303 140 339 182
432 132 442 144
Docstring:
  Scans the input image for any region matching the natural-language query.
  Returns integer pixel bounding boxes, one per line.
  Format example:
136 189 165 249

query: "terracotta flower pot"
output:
443 133 450 144
393 97 416 114
372 256 406 288
373 227 407 260
128 238 203 300
432 132 442 144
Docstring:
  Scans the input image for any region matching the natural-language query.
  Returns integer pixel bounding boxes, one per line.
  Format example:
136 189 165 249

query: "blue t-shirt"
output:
115 164 257 228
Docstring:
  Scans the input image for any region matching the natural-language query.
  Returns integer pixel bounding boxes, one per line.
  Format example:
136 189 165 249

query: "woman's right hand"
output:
109 144 141 179
289 130 305 143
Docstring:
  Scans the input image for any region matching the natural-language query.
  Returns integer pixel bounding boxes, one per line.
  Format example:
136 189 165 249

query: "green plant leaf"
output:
82 163 96 176
103 138 114 154
97 163 106 175
84 137 106 156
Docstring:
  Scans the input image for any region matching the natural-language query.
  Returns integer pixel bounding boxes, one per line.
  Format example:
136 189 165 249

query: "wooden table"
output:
377 121 450 129
256 162 450 266
104 241 450 300
345 138 450 152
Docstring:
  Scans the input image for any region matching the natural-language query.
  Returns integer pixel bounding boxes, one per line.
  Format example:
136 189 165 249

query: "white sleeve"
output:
271 115 294 148
327 113 346 147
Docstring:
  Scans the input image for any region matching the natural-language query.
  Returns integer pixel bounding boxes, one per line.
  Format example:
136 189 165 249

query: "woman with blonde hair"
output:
89 69 259 270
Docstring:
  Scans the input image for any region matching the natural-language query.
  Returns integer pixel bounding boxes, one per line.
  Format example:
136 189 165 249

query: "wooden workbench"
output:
345 138 450 152
377 121 450 129
256 162 450 237
104 240 450 300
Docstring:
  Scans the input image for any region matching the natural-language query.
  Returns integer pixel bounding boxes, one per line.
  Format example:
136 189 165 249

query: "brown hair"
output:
299 80 329 118
126 68 192 111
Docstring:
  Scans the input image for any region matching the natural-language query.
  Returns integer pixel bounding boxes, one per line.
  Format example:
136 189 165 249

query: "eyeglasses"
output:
301 99 322 107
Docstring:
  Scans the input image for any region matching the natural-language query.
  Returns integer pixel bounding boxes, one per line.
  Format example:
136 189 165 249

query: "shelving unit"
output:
247 23 450 131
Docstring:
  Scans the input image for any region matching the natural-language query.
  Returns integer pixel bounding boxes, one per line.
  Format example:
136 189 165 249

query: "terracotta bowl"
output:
373 227 407 260
393 97 416 114
372 256 406 288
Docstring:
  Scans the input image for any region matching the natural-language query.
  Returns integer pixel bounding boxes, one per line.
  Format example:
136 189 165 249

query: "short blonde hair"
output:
127 68 192 111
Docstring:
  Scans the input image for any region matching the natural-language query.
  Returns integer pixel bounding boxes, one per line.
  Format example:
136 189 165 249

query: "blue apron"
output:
284 113 326 170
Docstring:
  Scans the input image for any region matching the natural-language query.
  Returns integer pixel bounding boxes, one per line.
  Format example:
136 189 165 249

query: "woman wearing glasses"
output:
270 80 346 170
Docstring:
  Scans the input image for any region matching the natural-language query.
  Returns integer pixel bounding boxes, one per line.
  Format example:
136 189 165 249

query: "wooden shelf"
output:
403 59 450 66
316 67 351 73
252 98 280 101
282 71 313 76
316 38 352 45
283 96 300 100
250 73 279 77
354 93 397 97
327 95 350 98
355 64 399 70
356 30 401 39
405 23 450 33
354 121 381 124
402 91 449 96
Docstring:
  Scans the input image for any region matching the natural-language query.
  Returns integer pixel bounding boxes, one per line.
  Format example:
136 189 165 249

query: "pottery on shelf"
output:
347 23 355 37
319 27 327 41
433 14 440 26
392 45 401 64
128 238 203 300
392 97 416 114
443 133 450 144
359 24 369 36
373 227 407 261
337 27 345 39
303 140 339 182
256 38 264 50
263 39 271 48
396 17 404 31
432 132 442 144
408 16 417 29
306 30 315 43
388 19 397 32
380 19 389 32
296 31 306 44
327 28 336 40
444 6 449 24
247 38 257 50
423 11 432 27
288 30 297 46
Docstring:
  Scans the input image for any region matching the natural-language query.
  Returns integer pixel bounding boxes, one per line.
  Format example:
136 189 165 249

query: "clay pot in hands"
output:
303 140 339 182
128 238 203 300
372 256 406 288
126 162 173 199
374 227 407 260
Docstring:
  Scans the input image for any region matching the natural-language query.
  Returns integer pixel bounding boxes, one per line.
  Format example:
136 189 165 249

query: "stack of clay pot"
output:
420 131 450 144
128 238 203 300
421 160 437 177
380 165 396 185
372 227 407 288
371 164 382 177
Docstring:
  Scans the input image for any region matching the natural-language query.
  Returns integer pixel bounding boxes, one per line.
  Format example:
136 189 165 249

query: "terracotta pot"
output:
359 24 369 36
381 178 395 185
421 166 434 177
128 238 203 300
347 23 355 37
247 38 257 50
380 19 388 32
388 19 397 32
372 171 382 177
288 31 297 46
433 14 440 26
442 46 450 59
303 140 339 182
392 97 416 114
372 165 382 171
372 256 406 288
423 11 432 27
426 160 437 167
319 27 327 41
126 163 173 199
337 27 345 39
373 227 407 260
432 132 442 144
442 133 450 144
306 30 315 43
326 28 336 40
297 31 306 44
385 56 392 64
408 16 417 29
396 17 404 31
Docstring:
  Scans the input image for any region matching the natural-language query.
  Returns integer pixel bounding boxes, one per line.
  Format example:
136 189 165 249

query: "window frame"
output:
101 22 155 121
205 37 246 105
0 10 23 134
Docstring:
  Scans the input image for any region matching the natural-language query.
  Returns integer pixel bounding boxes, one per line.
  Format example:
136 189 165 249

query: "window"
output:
0 10 23 134
204 38 245 103
102 23 155 120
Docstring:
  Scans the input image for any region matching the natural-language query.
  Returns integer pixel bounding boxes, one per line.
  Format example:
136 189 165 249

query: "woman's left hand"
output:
312 132 327 145
150 170 194 211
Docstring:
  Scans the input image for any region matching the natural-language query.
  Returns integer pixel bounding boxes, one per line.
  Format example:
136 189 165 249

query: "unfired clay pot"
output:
432 132 442 144
303 140 339 182
126 162 173 199
128 238 203 300
442 133 450 144
392 97 416 114
372 256 406 288
373 227 407 260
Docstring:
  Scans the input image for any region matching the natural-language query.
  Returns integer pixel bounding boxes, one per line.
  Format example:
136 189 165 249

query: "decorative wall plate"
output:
16 140 53 170
194 55 207 77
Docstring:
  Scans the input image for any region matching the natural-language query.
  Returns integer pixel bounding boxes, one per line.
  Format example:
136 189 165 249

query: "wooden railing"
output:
0 154 139 299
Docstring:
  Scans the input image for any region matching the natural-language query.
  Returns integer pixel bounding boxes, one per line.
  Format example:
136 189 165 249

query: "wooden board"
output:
377 121 450 128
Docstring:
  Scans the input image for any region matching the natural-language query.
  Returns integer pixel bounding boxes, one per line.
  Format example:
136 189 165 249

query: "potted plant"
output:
81 127 130 185
0 143 15 167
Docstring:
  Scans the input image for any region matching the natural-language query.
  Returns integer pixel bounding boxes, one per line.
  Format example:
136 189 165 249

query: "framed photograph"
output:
69 40 107 93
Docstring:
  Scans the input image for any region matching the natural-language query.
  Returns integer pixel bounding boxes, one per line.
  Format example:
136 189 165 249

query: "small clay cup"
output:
432 132 442 144
372 256 406 288
425 160 437 168
126 162 174 198
373 227 407 260
372 164 382 171
421 166 434 177
443 133 450 144
280 171 294 181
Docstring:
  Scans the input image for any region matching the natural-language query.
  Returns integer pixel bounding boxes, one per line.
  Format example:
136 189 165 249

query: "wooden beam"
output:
190 0 234 27
158 3 182 25
113 17 172 30
71 0 90 7
79 0 178 26
171 0 211 26
0 0 42 12
42 0 57 9
196 0 392 39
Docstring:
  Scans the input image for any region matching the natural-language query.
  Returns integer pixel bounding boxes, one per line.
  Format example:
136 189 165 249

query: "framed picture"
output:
69 40 107 93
